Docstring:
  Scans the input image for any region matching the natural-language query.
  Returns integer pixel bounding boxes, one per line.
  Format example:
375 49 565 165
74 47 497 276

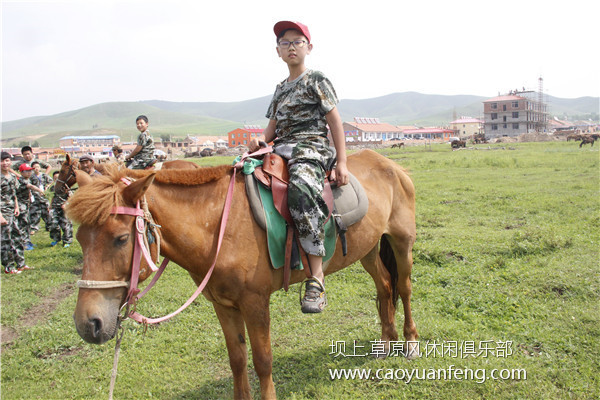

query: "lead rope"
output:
108 303 130 400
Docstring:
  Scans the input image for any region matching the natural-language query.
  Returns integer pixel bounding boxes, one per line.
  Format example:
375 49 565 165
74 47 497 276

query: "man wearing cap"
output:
248 21 348 313
2 152 30 274
16 164 45 250
12 146 51 175
79 155 102 177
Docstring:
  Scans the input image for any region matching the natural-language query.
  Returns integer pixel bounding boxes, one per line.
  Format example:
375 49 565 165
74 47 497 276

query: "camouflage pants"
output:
274 137 336 257
29 197 51 232
49 206 73 244
127 156 154 170
17 205 32 244
1 214 26 272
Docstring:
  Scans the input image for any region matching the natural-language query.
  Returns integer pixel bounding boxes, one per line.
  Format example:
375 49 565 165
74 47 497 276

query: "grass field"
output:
1 141 598 399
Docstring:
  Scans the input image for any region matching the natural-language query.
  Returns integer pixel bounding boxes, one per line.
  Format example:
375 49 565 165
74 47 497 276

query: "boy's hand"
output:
248 138 261 152
333 160 349 186
0 215 7 226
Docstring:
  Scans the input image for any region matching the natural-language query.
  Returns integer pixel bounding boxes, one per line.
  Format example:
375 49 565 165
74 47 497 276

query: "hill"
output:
2 92 598 147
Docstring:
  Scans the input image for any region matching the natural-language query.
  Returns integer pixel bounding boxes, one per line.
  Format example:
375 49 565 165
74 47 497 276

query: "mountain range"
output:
2 92 598 147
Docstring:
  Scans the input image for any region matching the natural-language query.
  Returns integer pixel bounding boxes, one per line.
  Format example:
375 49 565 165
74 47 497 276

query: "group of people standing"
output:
1 147 68 274
1 115 156 275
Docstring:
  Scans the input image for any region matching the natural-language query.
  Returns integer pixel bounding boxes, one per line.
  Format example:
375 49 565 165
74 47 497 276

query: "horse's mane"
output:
66 164 232 225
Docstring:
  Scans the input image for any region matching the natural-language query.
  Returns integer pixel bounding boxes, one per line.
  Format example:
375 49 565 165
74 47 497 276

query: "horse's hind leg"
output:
213 303 252 400
382 231 419 358
361 246 400 353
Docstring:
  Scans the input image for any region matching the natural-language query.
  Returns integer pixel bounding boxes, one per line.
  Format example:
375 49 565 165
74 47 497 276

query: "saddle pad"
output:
245 171 369 231
255 184 336 269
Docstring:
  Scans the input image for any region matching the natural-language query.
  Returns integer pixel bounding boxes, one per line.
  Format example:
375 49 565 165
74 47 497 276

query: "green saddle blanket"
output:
235 156 336 270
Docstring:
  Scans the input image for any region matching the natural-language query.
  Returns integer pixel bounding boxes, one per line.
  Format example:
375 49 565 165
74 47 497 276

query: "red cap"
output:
19 163 33 172
274 21 311 43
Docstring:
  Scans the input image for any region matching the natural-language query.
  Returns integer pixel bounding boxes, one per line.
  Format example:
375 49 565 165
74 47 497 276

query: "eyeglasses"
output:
277 39 308 49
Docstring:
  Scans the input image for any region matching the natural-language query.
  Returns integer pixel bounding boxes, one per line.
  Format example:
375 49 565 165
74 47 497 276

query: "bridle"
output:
76 168 237 324
76 146 272 325
55 162 77 196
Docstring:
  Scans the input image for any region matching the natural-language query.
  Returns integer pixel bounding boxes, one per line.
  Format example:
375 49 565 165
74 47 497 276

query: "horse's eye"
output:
115 234 130 247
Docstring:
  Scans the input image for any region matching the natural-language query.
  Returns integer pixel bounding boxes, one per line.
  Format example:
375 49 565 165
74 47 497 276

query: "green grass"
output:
1 142 598 399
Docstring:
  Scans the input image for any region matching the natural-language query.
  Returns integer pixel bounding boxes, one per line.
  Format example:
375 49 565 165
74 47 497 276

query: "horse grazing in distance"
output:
579 136 595 147
391 142 405 149
451 140 466 149
67 149 418 399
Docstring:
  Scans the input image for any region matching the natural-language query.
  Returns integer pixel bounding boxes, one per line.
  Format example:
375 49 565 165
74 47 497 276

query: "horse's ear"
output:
65 154 71 164
75 170 93 187
123 173 156 206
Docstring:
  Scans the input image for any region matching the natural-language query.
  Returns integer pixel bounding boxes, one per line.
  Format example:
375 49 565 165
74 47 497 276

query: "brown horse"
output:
451 140 466 149
67 149 418 399
579 136 595 147
54 153 200 196
391 142 405 149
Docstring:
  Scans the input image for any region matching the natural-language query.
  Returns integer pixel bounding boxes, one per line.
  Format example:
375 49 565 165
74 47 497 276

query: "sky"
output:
2 0 599 122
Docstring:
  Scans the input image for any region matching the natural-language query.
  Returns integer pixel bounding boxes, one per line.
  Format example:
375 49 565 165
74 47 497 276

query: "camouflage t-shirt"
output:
12 158 50 172
266 69 338 145
1 173 18 214
16 176 33 209
135 131 155 162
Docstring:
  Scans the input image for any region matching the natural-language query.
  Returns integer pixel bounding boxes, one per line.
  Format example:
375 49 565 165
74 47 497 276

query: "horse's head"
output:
55 154 79 196
67 168 157 344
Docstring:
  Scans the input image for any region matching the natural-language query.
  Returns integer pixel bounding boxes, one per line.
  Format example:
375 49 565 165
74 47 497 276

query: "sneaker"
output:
25 242 34 251
18 265 32 271
4 269 22 275
300 277 327 314
63 243 70 248
50 241 58 247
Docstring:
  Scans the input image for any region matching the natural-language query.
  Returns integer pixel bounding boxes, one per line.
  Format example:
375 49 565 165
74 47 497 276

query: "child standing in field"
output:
1 152 30 274
126 115 156 169
249 21 349 313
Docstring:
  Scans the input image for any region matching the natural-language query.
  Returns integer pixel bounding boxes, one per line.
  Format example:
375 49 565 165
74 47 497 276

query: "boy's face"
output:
276 30 312 66
1 158 11 171
53 173 59 181
22 150 34 161
136 119 149 133
21 170 32 178
32 164 41 173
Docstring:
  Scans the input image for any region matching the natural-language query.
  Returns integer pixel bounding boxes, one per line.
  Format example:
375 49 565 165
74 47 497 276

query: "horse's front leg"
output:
213 303 252 399
241 293 276 400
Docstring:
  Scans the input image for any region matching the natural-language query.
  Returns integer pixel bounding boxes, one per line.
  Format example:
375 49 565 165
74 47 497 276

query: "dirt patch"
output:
1 282 76 347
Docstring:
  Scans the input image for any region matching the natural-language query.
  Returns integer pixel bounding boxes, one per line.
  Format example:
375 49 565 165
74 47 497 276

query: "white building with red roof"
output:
343 117 405 142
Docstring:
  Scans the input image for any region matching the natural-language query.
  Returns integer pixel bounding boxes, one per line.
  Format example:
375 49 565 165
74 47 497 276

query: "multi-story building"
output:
228 125 264 147
483 92 548 138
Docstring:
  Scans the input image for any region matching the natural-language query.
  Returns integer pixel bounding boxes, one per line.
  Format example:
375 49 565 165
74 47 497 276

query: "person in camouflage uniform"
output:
1 152 28 274
16 164 44 250
126 115 156 169
12 145 52 175
49 179 73 248
249 21 349 313
29 161 52 234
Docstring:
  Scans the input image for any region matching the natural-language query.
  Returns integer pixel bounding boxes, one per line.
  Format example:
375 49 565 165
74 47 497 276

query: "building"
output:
483 91 548 138
59 135 120 157
228 125 264 147
450 117 483 139
343 117 405 142
402 128 455 141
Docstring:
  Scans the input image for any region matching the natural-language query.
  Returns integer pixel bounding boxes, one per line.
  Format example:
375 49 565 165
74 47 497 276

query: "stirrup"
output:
299 276 327 314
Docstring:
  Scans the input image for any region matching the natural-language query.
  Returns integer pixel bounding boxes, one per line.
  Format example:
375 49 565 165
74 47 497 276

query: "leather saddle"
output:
245 153 369 290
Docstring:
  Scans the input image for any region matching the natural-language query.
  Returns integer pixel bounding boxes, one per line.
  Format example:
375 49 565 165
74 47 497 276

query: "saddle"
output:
243 153 369 291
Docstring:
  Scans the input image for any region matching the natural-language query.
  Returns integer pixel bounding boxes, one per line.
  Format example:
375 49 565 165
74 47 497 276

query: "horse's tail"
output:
379 234 399 308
